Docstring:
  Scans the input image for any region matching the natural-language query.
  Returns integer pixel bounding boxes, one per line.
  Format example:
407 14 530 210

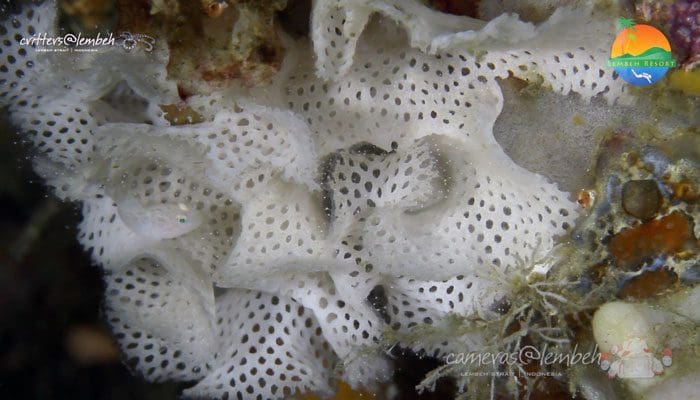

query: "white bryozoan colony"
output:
1 0 631 398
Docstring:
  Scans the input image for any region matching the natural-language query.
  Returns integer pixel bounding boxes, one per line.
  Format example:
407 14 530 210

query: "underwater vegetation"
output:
0 0 698 399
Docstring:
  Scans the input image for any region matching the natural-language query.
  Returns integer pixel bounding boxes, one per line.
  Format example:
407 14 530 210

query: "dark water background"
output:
0 116 185 399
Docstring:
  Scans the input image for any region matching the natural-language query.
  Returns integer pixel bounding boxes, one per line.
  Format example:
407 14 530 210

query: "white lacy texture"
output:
1 0 629 398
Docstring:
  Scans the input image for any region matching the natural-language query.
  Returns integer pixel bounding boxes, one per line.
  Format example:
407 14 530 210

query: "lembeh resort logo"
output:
607 17 676 86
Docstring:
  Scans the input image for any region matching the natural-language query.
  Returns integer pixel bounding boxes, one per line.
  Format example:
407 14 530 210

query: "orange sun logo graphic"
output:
607 17 676 86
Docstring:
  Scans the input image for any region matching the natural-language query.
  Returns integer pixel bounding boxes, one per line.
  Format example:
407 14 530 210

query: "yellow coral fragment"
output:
299 381 375 400
668 69 700 95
